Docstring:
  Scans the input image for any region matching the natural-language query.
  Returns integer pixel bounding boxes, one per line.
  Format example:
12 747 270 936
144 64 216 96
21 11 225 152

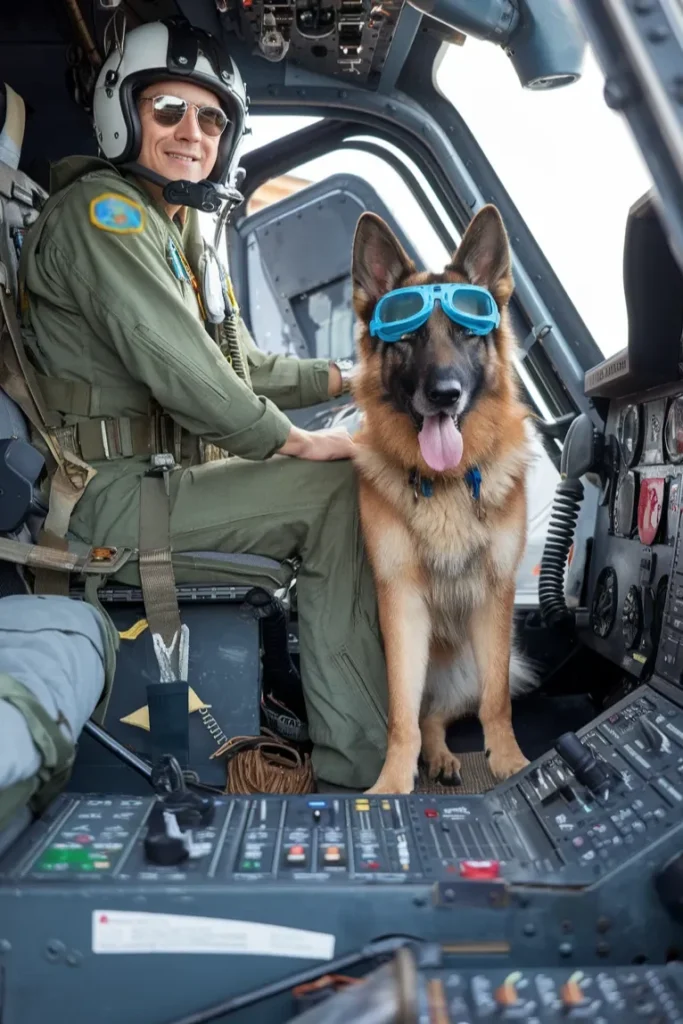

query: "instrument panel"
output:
226 0 409 84
580 386 683 682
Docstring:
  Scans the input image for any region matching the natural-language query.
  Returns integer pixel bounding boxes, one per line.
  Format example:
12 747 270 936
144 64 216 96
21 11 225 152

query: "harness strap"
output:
35 374 151 419
139 471 182 650
139 470 189 764
0 535 133 575
48 414 198 463
0 267 99 595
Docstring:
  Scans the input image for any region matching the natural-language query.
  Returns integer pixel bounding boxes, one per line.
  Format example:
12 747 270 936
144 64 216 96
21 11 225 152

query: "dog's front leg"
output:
366 577 431 794
359 482 430 794
469 582 528 780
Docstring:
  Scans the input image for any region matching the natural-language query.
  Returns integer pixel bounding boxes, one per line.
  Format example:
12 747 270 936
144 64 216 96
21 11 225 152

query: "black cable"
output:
83 720 153 782
82 721 224 795
163 937 414 1024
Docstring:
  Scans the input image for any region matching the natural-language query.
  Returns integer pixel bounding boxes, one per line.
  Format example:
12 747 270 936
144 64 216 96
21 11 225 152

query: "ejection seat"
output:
0 83 296 790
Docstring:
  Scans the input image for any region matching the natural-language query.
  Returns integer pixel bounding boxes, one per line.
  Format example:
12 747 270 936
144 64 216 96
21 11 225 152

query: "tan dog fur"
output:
350 204 536 794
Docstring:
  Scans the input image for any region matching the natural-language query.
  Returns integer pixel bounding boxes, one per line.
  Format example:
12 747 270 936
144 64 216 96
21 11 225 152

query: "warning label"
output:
92 910 335 959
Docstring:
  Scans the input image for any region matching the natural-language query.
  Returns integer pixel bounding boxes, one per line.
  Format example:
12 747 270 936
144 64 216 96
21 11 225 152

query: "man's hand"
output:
278 425 355 461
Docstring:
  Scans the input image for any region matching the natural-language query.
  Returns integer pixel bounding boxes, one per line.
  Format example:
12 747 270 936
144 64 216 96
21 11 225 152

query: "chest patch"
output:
89 193 145 234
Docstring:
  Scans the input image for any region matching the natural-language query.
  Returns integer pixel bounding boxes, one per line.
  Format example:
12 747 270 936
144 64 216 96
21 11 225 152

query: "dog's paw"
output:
487 744 529 781
365 770 417 795
426 751 462 786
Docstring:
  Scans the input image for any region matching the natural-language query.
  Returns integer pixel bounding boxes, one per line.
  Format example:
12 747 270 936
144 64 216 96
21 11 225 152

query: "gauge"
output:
638 476 665 545
591 567 618 638
617 403 643 468
613 470 637 538
665 396 683 464
622 586 643 650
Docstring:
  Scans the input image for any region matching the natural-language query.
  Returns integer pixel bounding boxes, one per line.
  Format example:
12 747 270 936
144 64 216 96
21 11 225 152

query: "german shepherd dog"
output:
351 204 536 795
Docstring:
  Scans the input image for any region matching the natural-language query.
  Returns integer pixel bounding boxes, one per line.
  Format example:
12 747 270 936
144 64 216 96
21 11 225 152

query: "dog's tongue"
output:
418 414 464 472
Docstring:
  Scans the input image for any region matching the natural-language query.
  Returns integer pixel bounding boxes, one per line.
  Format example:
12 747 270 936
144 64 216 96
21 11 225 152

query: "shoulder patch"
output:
89 192 145 234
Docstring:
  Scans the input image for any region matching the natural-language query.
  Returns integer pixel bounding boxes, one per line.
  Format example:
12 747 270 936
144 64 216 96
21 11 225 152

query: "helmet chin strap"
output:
122 162 244 215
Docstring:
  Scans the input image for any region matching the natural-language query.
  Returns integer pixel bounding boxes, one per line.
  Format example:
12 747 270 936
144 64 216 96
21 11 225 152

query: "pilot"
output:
18 18 388 791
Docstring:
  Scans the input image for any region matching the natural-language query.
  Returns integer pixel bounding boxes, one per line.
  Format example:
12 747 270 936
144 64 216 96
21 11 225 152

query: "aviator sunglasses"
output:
140 94 230 138
369 282 500 343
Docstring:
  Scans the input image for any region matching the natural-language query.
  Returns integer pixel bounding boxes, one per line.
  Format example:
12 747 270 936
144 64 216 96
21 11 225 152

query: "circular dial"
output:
665 397 683 464
622 586 643 650
613 471 637 537
617 404 643 468
592 567 618 638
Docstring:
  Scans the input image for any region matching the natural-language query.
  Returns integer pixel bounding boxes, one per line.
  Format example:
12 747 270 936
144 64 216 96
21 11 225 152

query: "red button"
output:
424 809 439 819
290 845 304 855
365 860 380 870
459 860 501 880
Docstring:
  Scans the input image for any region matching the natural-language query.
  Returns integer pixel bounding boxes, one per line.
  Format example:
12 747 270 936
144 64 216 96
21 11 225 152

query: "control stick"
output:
144 788 215 867
555 732 613 795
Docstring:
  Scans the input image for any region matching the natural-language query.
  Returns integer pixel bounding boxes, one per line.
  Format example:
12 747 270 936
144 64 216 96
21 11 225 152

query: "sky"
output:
232 34 654 361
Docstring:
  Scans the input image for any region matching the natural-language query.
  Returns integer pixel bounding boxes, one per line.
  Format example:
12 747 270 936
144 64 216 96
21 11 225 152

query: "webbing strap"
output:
0 266 96 594
35 374 151 418
139 473 182 651
0 536 81 571
0 535 134 576
139 472 188 763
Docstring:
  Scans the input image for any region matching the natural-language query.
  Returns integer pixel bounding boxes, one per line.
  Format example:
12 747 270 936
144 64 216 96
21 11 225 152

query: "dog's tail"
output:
423 644 541 719
509 647 541 700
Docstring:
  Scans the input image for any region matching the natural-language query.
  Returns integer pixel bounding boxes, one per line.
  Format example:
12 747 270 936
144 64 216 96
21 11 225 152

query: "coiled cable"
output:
538 476 584 626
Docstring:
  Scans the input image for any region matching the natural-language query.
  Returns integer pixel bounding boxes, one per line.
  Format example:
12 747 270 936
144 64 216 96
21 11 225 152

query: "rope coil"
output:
212 729 315 794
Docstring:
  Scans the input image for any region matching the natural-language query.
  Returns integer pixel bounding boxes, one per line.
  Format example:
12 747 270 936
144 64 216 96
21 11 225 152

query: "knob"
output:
560 977 588 1008
495 979 521 1007
555 733 612 795
144 830 189 867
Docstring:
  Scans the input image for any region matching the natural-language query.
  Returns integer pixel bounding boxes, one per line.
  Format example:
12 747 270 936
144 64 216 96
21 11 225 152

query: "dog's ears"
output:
352 213 415 311
449 205 513 302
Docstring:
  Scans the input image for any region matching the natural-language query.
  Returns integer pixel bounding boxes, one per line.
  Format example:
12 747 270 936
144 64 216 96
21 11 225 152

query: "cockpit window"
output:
436 38 653 358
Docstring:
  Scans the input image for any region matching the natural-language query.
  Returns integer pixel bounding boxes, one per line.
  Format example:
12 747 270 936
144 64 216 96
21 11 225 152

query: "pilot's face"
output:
137 80 223 185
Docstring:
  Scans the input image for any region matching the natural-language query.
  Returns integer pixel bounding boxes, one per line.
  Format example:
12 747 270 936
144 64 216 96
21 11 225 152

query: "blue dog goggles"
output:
369 283 500 343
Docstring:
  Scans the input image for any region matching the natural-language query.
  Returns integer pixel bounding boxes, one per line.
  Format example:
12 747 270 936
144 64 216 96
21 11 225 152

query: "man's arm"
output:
43 180 295 460
238 320 347 409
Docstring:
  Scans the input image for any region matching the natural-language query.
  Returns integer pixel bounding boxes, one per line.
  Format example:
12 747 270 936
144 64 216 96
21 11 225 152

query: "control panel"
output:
580 392 679 680
226 0 408 84
417 964 683 1023
3 684 683 1024
4 684 683 893
2 790 518 885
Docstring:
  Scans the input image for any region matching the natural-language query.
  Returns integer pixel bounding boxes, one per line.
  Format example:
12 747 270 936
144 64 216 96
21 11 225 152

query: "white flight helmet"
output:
93 18 248 206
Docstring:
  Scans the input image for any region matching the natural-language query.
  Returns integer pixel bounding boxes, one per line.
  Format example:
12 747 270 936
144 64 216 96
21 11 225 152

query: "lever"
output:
640 717 671 755
555 733 613 796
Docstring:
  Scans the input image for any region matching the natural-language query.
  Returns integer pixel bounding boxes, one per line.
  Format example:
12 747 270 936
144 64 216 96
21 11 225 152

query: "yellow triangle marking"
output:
120 687 210 731
119 619 149 641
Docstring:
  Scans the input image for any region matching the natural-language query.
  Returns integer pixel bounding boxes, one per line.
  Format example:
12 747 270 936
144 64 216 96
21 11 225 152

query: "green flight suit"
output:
19 156 388 790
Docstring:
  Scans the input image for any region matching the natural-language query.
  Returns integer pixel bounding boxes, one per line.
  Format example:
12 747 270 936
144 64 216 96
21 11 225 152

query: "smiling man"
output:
17 19 389 791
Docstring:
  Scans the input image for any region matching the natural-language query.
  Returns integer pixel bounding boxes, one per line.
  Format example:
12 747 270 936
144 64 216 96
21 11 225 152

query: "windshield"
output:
436 38 653 358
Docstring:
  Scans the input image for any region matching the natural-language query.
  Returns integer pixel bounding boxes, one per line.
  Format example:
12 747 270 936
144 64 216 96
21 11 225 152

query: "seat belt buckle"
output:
146 453 176 496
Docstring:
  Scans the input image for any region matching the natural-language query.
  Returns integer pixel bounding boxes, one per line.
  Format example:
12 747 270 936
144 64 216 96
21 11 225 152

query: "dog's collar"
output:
408 466 483 502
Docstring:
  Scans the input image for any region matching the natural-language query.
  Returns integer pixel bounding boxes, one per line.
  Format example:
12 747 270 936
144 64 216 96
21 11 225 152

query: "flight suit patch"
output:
89 193 145 234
